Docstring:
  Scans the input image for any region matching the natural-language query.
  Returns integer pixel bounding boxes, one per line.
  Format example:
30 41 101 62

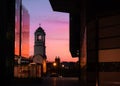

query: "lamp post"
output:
61 64 64 76
53 62 57 73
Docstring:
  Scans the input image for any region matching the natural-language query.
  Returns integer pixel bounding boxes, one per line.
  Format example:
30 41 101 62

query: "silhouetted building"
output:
34 26 47 74
15 0 30 57
55 56 60 65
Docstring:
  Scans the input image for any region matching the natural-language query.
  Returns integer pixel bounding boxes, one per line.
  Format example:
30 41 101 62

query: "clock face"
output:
37 35 42 41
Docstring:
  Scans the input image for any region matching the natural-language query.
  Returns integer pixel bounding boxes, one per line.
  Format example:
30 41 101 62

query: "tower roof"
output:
35 26 46 35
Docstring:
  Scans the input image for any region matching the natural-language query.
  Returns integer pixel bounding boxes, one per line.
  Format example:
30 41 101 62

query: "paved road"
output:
40 77 80 86
12 77 80 86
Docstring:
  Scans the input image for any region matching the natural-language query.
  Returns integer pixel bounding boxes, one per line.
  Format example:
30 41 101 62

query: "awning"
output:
49 0 80 13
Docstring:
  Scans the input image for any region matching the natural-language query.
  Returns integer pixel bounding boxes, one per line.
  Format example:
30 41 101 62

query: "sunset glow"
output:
15 0 78 62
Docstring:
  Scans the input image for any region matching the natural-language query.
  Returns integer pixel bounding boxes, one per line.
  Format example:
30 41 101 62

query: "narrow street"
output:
12 77 80 86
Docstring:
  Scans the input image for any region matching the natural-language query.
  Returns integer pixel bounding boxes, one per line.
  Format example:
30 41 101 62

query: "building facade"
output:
15 0 30 57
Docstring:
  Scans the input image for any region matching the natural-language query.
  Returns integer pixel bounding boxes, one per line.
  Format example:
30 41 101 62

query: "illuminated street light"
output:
62 64 64 68
53 62 57 67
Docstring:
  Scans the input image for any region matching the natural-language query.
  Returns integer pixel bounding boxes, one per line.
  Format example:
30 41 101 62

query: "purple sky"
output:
23 0 78 62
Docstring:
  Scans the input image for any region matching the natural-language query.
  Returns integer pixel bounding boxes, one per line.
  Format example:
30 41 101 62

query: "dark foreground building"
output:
0 0 120 86
49 0 120 86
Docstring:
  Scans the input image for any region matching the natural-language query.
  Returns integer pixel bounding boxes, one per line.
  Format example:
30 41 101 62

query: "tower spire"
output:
39 23 41 27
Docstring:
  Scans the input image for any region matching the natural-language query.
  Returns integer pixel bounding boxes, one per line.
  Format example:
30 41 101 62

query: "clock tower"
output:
34 26 46 58
34 26 47 75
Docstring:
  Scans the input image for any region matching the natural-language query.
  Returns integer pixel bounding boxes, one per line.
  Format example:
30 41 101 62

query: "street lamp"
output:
53 62 57 74
53 62 57 67
62 64 64 68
